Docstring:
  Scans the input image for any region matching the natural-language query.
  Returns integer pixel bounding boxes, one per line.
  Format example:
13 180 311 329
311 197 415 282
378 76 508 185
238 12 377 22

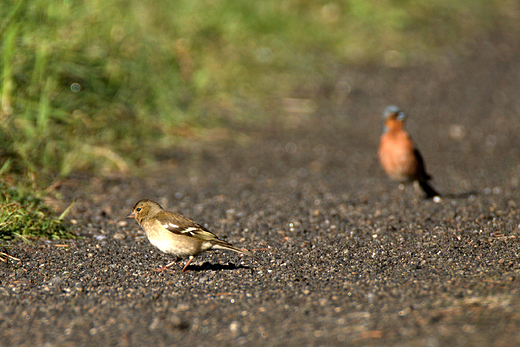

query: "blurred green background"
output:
0 0 514 177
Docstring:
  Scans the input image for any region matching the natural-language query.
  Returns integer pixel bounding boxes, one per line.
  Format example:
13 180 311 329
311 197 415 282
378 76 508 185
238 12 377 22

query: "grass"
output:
0 190 74 241
0 0 513 177
0 160 75 241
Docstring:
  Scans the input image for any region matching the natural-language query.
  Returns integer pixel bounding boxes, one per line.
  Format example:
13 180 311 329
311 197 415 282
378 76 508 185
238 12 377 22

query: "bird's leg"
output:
181 256 194 272
412 180 421 196
153 259 178 272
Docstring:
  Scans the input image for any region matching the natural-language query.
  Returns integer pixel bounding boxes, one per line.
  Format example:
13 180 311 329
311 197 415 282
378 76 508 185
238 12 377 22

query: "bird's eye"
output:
136 207 142 212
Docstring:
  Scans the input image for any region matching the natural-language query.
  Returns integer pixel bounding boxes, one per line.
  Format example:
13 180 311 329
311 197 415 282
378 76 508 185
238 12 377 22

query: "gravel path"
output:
2 33 520 346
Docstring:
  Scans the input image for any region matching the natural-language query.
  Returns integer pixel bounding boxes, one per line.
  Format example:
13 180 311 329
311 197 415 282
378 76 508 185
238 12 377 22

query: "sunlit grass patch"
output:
0 171 75 241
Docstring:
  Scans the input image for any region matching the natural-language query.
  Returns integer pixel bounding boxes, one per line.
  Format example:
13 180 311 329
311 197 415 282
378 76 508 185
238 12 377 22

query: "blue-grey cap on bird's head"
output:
383 105 406 121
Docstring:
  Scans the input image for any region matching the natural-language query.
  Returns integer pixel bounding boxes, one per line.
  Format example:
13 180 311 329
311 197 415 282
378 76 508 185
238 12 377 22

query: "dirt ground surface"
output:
2 30 520 346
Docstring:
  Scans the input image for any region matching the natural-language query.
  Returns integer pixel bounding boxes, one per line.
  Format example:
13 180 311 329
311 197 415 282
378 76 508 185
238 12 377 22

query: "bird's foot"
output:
153 260 178 272
152 266 174 272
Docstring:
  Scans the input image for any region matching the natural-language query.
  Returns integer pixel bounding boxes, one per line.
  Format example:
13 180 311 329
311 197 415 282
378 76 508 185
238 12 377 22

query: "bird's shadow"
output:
186 262 251 272
440 190 480 199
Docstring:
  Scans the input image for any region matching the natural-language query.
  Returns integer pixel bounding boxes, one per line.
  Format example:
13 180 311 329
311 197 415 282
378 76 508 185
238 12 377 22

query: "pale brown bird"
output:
127 199 253 272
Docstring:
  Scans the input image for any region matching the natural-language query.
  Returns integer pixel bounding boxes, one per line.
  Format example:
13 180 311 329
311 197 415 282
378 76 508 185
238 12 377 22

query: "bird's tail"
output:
212 241 253 257
418 180 440 199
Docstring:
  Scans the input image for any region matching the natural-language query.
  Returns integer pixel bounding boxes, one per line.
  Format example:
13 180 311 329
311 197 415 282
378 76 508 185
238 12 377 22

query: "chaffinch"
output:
378 105 440 199
127 199 253 272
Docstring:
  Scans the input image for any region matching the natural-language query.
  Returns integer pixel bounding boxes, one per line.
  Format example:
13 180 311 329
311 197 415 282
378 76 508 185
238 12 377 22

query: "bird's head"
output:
127 199 163 223
382 105 406 132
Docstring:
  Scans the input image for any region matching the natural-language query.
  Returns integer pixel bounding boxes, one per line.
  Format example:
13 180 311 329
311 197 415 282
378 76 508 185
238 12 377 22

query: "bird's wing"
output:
155 213 219 241
412 146 431 180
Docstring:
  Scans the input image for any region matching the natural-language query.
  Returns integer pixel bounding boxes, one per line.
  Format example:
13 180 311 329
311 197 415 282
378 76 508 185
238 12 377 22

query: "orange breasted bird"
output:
378 105 440 198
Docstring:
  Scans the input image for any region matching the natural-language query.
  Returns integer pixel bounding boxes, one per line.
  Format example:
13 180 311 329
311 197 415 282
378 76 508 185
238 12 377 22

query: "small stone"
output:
229 321 240 334
113 232 126 240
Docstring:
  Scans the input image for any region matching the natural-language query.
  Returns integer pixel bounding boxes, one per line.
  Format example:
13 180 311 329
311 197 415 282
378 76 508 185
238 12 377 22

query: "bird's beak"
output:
126 212 135 219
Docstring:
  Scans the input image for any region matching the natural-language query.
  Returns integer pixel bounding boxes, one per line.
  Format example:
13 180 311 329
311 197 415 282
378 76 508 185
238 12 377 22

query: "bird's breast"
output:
145 227 202 258
379 131 419 182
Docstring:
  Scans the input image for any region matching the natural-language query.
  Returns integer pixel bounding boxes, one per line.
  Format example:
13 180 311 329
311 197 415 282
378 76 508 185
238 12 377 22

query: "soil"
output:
2 31 520 346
